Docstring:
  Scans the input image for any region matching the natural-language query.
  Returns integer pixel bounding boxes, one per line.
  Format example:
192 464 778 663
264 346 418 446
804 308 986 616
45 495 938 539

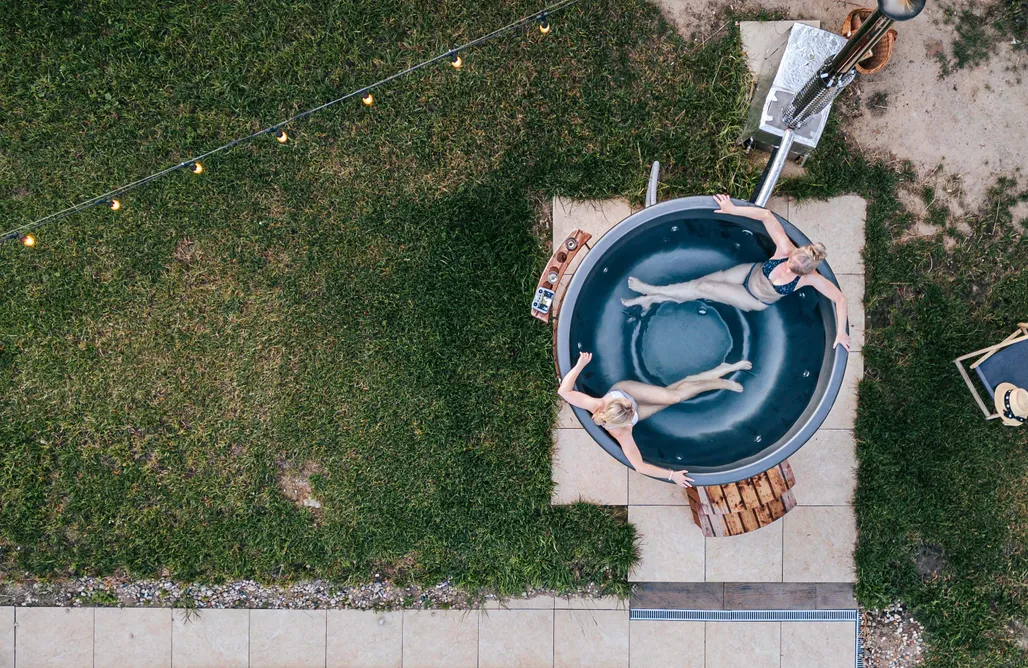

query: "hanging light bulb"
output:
21 233 37 248
107 199 121 211
538 12 551 34
450 51 462 69
275 128 289 143
190 161 204 174
362 93 374 106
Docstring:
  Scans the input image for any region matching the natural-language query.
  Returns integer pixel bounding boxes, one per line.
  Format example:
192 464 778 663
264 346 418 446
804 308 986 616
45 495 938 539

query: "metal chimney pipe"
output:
752 0 928 206
783 0 926 129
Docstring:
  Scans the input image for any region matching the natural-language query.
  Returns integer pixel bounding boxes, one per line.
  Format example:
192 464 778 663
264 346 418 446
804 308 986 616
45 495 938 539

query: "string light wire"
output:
2 0 579 245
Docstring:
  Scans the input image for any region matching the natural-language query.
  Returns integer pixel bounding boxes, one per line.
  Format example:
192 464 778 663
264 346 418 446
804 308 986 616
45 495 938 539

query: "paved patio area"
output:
551 194 863 588
0 603 856 668
549 188 864 668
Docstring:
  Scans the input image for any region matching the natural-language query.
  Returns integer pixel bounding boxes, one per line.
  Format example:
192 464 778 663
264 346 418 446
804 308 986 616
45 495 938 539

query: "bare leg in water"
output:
611 360 751 421
621 264 768 313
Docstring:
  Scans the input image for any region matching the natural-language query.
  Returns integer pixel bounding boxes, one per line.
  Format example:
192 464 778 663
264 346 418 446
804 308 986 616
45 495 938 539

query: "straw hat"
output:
995 382 1028 427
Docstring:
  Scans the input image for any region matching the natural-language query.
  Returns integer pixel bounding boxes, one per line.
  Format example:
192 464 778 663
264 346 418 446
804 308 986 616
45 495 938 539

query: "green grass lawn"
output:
0 0 752 594
784 120 1028 666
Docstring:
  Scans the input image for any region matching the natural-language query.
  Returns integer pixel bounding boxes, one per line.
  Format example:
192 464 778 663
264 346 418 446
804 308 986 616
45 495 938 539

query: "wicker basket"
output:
841 8 899 75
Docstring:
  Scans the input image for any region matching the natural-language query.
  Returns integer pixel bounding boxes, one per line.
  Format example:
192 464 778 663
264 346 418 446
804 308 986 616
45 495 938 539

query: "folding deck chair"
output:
954 322 1028 420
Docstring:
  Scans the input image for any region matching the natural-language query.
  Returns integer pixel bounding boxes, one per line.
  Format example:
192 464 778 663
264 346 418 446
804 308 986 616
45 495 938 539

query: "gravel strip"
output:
861 603 926 668
0 577 605 610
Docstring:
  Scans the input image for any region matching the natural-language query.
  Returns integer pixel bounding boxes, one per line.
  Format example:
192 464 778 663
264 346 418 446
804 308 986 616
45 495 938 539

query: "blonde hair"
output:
789 243 827 275
592 397 635 428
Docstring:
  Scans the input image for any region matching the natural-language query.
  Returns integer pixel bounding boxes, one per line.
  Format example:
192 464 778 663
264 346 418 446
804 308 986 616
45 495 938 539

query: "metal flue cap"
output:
878 0 927 20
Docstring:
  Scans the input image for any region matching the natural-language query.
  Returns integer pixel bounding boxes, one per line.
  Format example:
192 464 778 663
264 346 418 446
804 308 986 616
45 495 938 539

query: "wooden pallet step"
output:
754 472 775 505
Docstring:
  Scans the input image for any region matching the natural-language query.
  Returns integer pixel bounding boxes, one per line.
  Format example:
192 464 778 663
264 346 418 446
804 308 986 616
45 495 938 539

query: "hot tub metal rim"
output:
555 195 849 486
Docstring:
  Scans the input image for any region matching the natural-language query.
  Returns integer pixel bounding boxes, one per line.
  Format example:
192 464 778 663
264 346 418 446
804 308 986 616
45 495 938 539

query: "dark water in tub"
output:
568 215 828 469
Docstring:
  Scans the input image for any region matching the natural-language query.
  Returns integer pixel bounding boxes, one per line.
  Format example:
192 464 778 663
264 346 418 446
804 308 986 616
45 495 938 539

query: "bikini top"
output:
762 257 800 296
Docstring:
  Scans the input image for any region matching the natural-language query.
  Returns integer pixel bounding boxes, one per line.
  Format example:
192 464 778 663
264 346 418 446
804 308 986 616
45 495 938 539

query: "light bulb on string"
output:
190 161 204 174
106 199 121 211
450 51 463 69
362 93 374 106
275 128 289 143
21 233 36 248
538 13 551 34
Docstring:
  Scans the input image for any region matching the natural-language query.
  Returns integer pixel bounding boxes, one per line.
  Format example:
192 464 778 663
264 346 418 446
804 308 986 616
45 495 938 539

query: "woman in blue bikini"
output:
622 194 851 351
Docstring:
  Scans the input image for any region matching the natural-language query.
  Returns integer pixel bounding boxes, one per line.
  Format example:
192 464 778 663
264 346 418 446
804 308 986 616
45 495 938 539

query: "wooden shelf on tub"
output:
531 229 591 324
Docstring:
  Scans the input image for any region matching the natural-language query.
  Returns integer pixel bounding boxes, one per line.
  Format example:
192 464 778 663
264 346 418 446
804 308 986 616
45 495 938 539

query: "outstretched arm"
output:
804 273 851 351
612 428 694 488
713 194 794 256
558 352 604 412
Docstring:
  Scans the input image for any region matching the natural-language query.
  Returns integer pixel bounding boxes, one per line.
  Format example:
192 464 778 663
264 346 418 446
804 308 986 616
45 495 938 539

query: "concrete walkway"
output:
0 602 855 668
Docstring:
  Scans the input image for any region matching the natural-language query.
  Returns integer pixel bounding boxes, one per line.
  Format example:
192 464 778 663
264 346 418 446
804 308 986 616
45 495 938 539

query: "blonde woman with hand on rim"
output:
558 351 751 488
623 194 851 351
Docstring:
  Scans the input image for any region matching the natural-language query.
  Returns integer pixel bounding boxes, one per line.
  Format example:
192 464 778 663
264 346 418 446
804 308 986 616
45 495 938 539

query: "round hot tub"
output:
555 196 848 486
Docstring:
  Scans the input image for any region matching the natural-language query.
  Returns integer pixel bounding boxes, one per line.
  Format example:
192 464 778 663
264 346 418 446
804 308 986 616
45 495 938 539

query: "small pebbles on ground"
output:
861 603 926 668
0 577 597 611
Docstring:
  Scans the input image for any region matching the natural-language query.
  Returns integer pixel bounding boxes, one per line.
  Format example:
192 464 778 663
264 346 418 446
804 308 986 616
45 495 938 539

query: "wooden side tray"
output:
686 461 797 537
531 229 591 324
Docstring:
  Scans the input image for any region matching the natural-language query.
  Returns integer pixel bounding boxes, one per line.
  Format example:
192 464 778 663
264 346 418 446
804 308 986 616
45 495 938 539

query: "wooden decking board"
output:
630 582 725 610
685 459 798 537
781 460 797 487
724 583 817 610
737 478 760 509
753 504 773 527
722 484 745 513
723 513 744 535
815 583 858 609
706 485 728 513
766 466 790 496
739 509 760 533
631 583 856 611
753 473 775 505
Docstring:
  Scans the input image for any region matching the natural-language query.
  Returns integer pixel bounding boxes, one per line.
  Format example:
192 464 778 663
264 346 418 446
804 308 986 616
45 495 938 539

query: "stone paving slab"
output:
628 470 688 506
629 620 704 668
555 401 583 430
554 609 629 668
555 595 626 610
483 594 556 610
788 429 857 506
94 607 172 668
821 352 862 431
783 506 857 583
250 609 326 668
786 196 867 276
479 609 553 668
552 428 628 506
0 608 12 668
172 608 249 668
552 197 632 251
16 607 94 668
836 273 865 353
706 621 781 668
628 505 705 582
327 610 401 668
782 621 856 667
705 521 783 583
402 610 478 668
